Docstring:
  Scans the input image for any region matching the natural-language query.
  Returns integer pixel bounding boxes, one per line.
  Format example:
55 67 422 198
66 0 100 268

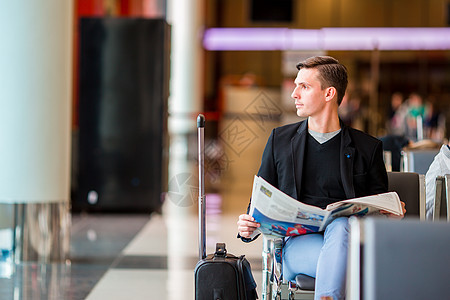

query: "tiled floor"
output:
0 200 263 300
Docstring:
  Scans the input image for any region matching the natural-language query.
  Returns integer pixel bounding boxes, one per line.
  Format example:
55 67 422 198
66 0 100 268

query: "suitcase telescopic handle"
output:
197 114 205 128
197 114 206 260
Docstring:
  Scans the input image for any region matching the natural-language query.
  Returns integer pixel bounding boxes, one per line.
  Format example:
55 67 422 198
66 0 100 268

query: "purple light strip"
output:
203 27 450 51
203 28 289 50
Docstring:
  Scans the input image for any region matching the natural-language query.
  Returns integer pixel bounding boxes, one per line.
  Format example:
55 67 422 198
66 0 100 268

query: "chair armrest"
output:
419 174 426 220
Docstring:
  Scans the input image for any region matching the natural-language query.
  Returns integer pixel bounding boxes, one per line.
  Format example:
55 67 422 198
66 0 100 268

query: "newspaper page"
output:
249 176 332 238
325 192 402 214
249 176 403 238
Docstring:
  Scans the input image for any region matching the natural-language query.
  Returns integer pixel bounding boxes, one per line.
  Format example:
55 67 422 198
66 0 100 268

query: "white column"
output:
167 0 204 134
165 0 205 209
166 0 204 298
0 1 73 262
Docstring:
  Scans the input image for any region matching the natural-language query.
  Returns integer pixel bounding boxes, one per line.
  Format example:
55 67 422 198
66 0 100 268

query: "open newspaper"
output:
249 175 403 238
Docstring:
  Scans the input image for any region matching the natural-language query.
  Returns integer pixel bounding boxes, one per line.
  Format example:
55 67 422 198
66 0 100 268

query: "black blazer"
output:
256 119 388 203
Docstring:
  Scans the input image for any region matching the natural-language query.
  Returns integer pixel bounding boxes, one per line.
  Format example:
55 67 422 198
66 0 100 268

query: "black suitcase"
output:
194 114 257 300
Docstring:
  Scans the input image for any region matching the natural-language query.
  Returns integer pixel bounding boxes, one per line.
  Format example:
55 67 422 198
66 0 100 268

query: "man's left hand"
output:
380 201 406 219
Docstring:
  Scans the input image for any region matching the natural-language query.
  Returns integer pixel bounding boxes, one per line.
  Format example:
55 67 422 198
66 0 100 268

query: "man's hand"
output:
237 214 260 238
380 201 406 219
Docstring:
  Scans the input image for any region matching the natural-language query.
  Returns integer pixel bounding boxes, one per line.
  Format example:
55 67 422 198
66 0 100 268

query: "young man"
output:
237 56 405 300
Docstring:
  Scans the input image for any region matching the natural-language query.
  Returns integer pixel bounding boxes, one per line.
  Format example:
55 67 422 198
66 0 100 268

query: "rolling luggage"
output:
194 114 257 300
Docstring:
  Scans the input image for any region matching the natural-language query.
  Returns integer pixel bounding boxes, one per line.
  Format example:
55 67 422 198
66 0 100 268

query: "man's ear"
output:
324 87 337 102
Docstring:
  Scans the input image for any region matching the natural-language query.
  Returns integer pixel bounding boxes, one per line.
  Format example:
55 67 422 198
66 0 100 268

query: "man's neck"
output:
307 114 341 133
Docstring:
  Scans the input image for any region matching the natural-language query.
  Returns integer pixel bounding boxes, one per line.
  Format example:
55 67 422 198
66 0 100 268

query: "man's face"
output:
291 68 327 118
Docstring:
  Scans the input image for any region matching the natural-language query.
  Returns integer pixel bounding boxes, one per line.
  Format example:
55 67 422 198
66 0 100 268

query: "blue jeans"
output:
282 217 349 300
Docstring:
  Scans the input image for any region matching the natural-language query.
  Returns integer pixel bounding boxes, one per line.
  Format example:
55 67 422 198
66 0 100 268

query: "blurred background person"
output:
386 92 405 135
404 93 426 141
423 95 445 141
425 141 450 219
338 92 368 132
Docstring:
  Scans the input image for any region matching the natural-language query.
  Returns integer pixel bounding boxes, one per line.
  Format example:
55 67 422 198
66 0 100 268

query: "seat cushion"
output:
295 274 316 291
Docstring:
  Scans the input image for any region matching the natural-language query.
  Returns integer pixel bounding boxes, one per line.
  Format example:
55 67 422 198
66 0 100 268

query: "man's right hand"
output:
237 214 260 238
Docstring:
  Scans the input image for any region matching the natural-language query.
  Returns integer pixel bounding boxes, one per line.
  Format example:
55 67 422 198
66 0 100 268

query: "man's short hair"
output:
296 56 348 105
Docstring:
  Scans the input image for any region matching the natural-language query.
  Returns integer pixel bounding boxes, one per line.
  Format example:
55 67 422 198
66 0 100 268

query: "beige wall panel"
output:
427 0 447 26
302 0 334 28
221 0 247 27
222 86 282 113
340 0 386 27
219 87 281 213
221 52 262 76
219 117 276 213
221 51 282 87
219 0 447 28
390 0 426 27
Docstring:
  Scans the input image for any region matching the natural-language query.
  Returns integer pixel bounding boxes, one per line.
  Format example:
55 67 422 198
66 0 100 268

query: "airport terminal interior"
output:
1 0 450 299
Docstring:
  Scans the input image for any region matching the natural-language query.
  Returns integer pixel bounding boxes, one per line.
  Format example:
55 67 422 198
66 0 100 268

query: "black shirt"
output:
300 132 347 209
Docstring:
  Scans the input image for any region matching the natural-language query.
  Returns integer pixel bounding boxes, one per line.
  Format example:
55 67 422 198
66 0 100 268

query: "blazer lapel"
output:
340 125 355 199
291 120 308 200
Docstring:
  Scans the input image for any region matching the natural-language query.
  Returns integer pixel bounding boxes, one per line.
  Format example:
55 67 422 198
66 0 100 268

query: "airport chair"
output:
387 171 426 219
260 171 425 299
261 235 314 300
433 174 450 221
347 217 450 300
400 149 440 174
